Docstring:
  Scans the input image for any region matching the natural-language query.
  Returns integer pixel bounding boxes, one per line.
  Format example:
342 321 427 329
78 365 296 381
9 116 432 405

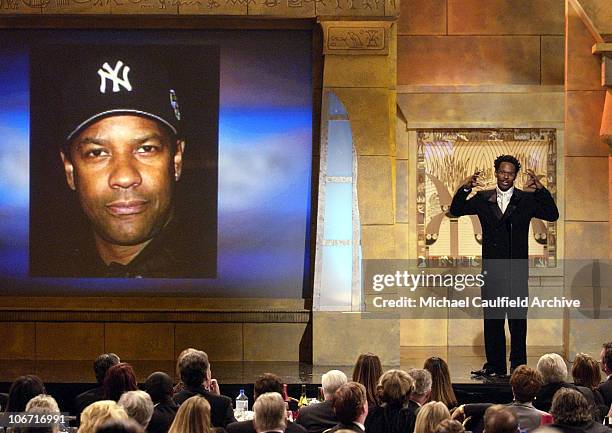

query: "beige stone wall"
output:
396 0 568 354
565 0 611 358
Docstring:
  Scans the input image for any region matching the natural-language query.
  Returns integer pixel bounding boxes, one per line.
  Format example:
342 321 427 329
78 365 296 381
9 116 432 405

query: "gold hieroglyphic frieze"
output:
320 21 391 55
0 0 398 16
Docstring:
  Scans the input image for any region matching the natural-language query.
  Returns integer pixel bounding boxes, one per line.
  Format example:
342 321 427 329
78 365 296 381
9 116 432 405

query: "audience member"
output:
6 375 46 412
22 394 61 433
424 358 458 410
167 396 213 433
145 372 179 433
572 353 607 422
253 393 287 433
172 349 197 395
408 369 432 407
433 419 465 433
365 369 416 433
297 370 347 433
598 343 612 408
104 363 138 402
453 365 547 433
534 354 574 412
413 402 450 433
173 350 236 428
97 419 144 433
352 353 382 409
118 391 154 429
534 353 599 414
327 382 368 433
76 354 121 416
78 400 129 433
227 374 306 433
548 388 611 433
482 405 518 433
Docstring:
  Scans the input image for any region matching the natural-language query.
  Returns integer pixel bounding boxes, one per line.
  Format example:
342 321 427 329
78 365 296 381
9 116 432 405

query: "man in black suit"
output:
297 370 347 433
253 393 290 433
450 155 559 377
483 405 519 433
75 353 120 416
227 373 306 433
325 382 367 433
145 372 178 433
598 342 612 407
173 349 236 427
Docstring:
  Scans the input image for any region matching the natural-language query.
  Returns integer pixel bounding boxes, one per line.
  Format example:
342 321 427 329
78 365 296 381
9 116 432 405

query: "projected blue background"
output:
0 30 312 297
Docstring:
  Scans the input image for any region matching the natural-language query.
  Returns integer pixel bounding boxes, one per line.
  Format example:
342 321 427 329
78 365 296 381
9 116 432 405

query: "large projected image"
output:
30 43 220 279
0 30 313 297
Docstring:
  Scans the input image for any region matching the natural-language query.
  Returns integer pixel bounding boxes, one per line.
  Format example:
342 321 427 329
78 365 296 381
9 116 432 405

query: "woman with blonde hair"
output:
167 396 212 433
78 401 129 433
414 401 450 433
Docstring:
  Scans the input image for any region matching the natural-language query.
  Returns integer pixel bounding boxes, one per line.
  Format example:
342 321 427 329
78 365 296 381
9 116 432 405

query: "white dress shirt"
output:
496 186 514 214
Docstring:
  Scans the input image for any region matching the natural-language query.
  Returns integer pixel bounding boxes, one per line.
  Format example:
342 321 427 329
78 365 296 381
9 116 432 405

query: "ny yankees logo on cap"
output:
98 60 132 94
57 48 183 141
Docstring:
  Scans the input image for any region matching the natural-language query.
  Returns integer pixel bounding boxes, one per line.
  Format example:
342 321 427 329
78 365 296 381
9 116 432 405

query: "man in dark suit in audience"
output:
297 370 347 433
483 405 519 433
173 349 236 427
253 393 290 433
453 365 548 433
598 342 612 407
227 373 306 433
407 369 432 410
145 372 178 433
75 353 120 415
325 382 367 433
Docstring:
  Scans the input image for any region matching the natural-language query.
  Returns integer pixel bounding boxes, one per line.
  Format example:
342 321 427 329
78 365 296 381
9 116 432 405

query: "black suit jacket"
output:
227 420 307 433
450 187 558 304
75 386 105 416
365 402 417 433
324 423 364 433
147 398 179 433
534 382 575 413
174 385 237 427
598 377 612 407
296 401 338 433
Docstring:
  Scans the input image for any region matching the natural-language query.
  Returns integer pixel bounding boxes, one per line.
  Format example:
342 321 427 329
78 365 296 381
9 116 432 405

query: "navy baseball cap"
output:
51 45 182 142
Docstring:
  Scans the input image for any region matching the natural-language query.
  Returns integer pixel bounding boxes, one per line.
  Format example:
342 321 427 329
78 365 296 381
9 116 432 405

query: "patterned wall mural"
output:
417 129 557 268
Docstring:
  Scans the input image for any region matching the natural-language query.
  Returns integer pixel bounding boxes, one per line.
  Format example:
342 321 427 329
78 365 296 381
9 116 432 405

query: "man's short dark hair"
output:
95 353 121 384
332 382 366 425
483 405 518 433
509 365 543 403
145 372 174 404
494 155 521 173
602 343 612 372
254 373 283 398
179 350 210 387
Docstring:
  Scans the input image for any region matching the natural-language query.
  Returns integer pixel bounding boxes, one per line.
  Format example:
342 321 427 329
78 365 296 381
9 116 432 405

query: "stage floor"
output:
0 346 565 385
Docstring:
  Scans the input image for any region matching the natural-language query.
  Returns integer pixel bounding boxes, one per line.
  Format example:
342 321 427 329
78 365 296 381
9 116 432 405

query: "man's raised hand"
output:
524 169 544 191
463 170 483 190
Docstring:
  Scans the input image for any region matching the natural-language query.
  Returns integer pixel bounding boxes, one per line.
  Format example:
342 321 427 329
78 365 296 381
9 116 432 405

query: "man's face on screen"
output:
60 115 184 249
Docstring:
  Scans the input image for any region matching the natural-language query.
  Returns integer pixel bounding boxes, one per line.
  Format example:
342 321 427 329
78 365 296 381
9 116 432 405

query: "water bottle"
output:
236 389 248 412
